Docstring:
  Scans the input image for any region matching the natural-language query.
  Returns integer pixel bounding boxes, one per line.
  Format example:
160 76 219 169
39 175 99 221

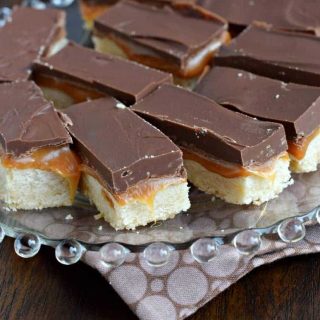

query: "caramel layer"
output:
101 189 115 209
2 146 81 199
98 31 230 79
80 1 110 24
81 164 183 209
114 179 167 209
183 148 288 179
288 128 320 160
34 73 104 104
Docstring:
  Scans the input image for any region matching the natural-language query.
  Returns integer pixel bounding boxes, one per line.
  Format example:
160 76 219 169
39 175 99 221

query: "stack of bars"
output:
0 1 319 230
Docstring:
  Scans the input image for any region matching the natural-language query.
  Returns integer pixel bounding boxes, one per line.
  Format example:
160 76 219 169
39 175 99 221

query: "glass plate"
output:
1 170 320 246
1 1 320 267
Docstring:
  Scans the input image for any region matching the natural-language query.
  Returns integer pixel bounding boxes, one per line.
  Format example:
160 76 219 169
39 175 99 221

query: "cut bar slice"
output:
64 97 190 230
215 24 320 86
0 81 80 210
79 0 184 29
0 7 67 83
195 67 320 173
93 0 229 88
133 84 292 205
33 42 172 108
197 0 320 35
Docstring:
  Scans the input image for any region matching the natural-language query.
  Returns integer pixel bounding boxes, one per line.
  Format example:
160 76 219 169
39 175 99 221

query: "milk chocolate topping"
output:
198 0 320 35
64 97 184 193
196 67 320 140
133 84 287 166
0 81 71 156
33 42 172 105
94 0 227 67
215 25 320 86
0 7 65 82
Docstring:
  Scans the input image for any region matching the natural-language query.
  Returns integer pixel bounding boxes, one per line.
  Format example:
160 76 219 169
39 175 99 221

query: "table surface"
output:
0 237 319 320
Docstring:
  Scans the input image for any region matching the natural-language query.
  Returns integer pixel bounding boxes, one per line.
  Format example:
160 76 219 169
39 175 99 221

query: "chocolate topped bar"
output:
215 25 320 86
0 7 66 82
94 0 227 68
0 81 71 156
198 0 320 35
132 84 287 166
64 97 184 193
196 67 320 140
33 42 172 104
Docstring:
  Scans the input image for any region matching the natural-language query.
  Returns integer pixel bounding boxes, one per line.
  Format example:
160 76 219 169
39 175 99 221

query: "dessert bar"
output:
93 0 229 88
0 81 80 210
196 67 320 173
64 97 190 230
0 7 67 82
133 84 292 205
215 24 320 86
33 42 172 108
197 0 320 36
80 0 181 29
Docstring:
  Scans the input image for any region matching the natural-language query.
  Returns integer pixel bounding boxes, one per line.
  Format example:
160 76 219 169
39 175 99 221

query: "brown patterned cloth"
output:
83 224 320 320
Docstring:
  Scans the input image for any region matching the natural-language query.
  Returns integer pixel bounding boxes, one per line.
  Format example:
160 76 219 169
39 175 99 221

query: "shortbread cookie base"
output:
290 132 320 173
184 157 293 205
0 162 73 210
47 37 68 57
81 173 190 230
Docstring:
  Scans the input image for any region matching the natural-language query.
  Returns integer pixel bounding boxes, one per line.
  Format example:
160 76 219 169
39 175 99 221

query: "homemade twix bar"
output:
0 81 80 210
197 0 320 35
33 42 171 108
0 7 66 83
196 67 320 173
215 24 320 86
93 0 229 88
64 97 190 230
133 85 292 205
80 0 195 29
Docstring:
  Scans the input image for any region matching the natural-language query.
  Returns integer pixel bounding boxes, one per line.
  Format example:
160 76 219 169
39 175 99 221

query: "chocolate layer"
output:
215 25 320 86
33 42 172 105
196 67 320 141
64 97 184 193
0 7 65 82
94 0 227 68
0 81 71 156
197 0 320 35
132 84 287 166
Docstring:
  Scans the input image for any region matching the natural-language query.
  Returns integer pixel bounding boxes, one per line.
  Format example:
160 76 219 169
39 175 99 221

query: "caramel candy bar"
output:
0 81 80 210
196 67 320 173
64 97 190 230
93 0 229 88
80 0 198 29
133 84 292 205
215 24 320 86
197 0 320 36
0 7 66 82
33 42 172 108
